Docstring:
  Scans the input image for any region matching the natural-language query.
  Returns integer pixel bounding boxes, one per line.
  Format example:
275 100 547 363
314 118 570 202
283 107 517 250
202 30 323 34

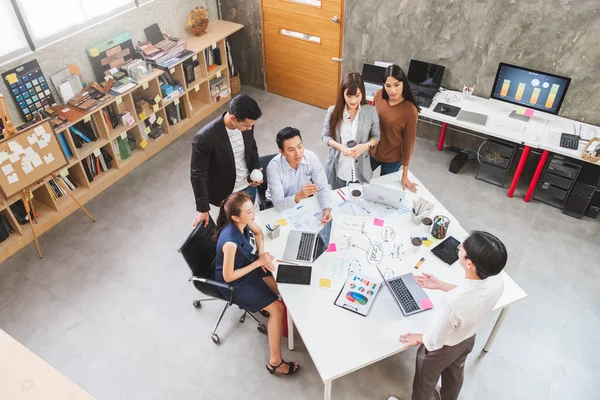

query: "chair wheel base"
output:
257 324 267 334
239 314 246 323
193 300 201 308
211 333 220 344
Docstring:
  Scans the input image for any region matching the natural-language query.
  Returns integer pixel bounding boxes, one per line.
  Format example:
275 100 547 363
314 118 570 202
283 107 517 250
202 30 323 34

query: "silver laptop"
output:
362 183 405 208
282 219 333 263
362 63 386 98
456 110 488 126
374 266 433 316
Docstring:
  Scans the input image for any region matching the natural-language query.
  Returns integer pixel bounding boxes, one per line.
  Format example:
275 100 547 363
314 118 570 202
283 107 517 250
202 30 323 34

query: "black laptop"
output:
407 59 445 108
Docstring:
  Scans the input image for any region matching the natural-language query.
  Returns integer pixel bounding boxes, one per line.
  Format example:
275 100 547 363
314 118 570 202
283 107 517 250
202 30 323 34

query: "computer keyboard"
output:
389 278 420 313
493 119 526 132
296 232 315 261
416 96 433 108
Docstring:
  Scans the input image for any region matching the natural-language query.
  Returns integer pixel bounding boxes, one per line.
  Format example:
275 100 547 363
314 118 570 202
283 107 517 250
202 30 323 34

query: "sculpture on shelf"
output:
186 6 210 37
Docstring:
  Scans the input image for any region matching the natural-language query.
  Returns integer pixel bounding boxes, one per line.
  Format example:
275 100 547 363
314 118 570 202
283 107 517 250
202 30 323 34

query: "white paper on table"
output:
43 153 55 164
38 139 48 149
0 151 8 164
34 125 45 136
30 153 43 168
8 153 20 164
282 201 323 231
27 134 38 145
580 124 600 141
7 173 18 184
41 133 52 143
2 164 14 175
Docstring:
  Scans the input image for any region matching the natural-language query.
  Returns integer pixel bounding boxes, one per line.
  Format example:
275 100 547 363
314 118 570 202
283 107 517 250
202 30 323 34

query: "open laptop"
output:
407 59 445 108
374 266 433 316
282 219 333 263
362 183 405 208
362 63 386 99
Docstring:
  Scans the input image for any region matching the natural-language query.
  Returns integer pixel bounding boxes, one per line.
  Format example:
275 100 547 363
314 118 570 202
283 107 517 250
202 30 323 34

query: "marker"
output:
337 189 347 202
414 257 425 269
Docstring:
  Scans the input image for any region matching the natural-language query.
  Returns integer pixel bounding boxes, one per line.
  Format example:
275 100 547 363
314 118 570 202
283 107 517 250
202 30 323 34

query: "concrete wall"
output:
1 0 218 125
219 0 600 124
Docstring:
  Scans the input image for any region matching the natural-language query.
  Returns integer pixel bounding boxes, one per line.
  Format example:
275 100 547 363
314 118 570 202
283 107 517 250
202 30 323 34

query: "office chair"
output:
257 153 277 210
179 218 267 344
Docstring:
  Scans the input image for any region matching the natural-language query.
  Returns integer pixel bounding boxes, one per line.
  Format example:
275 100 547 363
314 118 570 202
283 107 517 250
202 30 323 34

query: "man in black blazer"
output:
191 94 263 227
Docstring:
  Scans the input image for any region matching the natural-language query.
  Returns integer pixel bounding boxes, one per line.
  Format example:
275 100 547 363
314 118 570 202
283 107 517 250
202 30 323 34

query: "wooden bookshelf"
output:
0 20 243 263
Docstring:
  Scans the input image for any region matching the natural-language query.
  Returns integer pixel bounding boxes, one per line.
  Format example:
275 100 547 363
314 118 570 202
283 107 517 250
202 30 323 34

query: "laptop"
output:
374 266 433 316
456 110 488 126
282 219 333 263
407 59 445 108
362 183 405 208
362 63 386 99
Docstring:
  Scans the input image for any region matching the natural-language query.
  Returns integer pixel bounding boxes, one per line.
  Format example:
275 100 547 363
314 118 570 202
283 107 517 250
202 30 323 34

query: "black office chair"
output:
257 153 277 210
178 218 267 344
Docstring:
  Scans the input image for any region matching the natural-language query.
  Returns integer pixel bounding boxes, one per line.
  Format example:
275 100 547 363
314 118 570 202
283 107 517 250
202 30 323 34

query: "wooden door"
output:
262 0 344 109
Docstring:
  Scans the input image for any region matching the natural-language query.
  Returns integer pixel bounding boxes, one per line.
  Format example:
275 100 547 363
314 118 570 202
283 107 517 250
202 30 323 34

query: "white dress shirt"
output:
336 105 360 182
422 275 504 352
226 127 249 192
266 150 331 212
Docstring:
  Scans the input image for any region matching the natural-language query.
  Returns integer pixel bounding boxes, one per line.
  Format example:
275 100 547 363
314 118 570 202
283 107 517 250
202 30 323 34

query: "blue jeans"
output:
370 157 401 176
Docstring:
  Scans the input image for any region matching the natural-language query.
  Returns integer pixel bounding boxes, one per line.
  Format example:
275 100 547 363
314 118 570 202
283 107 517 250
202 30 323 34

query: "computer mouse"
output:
440 105 448 112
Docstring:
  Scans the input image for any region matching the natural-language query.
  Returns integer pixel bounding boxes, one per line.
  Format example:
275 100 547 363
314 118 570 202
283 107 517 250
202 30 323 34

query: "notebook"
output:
334 273 382 316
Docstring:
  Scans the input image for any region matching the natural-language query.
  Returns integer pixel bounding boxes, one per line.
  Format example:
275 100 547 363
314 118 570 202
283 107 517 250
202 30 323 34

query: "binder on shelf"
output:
57 132 73 158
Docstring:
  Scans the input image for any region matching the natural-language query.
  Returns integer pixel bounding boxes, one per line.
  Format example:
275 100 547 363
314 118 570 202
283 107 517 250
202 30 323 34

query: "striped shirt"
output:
226 127 249 192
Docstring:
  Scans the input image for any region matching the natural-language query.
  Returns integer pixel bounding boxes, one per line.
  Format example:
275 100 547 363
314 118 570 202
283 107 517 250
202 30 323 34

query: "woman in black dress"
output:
214 192 300 376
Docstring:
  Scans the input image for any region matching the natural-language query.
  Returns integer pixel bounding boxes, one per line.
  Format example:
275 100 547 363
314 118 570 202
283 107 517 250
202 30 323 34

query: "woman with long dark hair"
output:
321 72 380 189
370 65 420 192
214 192 300 376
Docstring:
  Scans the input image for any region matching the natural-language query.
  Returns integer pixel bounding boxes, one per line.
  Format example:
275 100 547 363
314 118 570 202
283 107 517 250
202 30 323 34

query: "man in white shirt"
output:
388 231 507 400
266 127 332 224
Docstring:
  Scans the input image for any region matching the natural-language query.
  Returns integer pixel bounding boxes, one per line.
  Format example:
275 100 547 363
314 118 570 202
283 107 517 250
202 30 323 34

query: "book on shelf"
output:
113 132 136 160
48 175 78 200
57 132 73 158
0 211 15 242
82 149 113 181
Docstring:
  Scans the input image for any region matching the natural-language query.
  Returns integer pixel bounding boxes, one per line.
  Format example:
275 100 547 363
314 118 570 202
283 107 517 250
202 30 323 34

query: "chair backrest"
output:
258 153 277 210
178 218 218 280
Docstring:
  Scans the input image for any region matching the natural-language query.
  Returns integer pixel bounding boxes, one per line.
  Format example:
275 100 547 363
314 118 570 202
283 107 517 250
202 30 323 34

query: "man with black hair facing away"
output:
388 231 508 400
191 94 263 228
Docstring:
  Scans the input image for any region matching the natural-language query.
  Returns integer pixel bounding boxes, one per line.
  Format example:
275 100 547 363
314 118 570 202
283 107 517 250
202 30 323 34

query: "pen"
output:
337 190 346 202
414 257 425 269
361 207 371 215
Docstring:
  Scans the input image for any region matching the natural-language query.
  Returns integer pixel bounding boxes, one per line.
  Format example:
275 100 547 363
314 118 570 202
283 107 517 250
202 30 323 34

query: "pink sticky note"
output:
373 218 384 227
327 243 337 252
524 108 534 117
420 299 433 310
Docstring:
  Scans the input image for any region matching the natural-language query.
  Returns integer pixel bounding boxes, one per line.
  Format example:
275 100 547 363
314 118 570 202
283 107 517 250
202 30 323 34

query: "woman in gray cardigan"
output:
321 72 380 189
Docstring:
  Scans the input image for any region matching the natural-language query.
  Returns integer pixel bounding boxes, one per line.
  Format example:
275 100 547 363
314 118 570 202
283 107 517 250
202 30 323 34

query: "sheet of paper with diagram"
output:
320 215 407 295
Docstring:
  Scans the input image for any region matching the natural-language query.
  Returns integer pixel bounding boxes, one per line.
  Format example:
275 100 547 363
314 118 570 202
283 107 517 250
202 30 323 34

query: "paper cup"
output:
411 237 422 253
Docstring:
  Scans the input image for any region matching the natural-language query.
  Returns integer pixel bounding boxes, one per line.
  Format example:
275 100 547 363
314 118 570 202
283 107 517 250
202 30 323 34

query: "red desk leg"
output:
437 122 448 151
282 299 288 337
507 145 531 198
525 150 549 202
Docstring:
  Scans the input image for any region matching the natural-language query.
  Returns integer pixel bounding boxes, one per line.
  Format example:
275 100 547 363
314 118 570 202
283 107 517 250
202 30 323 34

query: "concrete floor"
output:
1 87 599 400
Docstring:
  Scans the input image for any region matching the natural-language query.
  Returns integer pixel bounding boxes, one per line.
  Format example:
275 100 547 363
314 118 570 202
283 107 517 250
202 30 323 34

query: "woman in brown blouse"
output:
369 65 420 192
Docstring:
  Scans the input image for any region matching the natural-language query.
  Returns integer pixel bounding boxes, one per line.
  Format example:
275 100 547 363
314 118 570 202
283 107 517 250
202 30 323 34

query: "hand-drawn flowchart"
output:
320 215 406 291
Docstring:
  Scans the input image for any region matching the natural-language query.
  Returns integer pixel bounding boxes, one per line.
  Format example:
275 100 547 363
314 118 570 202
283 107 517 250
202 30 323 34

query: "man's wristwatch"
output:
323 207 332 213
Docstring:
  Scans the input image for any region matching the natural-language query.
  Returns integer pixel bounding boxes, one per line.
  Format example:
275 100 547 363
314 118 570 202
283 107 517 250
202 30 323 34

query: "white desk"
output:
257 172 527 400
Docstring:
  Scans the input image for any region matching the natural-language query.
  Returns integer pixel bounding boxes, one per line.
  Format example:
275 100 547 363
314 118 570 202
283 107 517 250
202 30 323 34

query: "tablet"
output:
276 265 312 285
430 236 460 265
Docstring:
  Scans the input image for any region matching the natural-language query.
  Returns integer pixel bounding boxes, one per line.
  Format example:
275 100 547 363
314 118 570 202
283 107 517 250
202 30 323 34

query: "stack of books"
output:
140 39 194 69
112 132 136 160
82 149 113 182
210 75 230 103
48 175 78 200
69 123 98 149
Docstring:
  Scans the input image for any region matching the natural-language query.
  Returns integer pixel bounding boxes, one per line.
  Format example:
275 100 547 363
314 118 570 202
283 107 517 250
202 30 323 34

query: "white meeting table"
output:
256 172 527 400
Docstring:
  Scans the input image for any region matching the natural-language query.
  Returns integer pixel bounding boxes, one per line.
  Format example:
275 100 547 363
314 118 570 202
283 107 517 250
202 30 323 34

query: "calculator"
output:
560 133 580 150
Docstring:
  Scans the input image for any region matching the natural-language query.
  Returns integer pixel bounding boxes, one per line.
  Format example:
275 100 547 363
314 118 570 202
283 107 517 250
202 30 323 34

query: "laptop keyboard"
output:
389 278 420 313
416 96 433 108
296 232 316 261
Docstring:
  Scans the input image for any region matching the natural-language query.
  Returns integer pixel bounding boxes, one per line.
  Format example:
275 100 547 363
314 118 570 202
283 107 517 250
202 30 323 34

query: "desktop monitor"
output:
490 63 571 115
407 59 445 88
361 63 386 84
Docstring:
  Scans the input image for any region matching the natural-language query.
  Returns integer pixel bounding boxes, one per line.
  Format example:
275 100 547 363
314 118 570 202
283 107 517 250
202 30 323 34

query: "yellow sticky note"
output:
90 48 99 57
59 168 69 177
156 117 163 125
143 82 149 90
116 97 123 105
84 115 91 123
422 239 434 248
154 95 161 104
144 126 151 135
194 85 200 92
153 104 159 112
139 112 147 120
276 218 288 227
140 140 148 149
516 106 526 115
319 278 331 289
6 73 18 84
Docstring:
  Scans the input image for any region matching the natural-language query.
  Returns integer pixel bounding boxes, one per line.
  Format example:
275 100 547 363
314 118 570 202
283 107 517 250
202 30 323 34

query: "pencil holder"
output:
266 222 280 240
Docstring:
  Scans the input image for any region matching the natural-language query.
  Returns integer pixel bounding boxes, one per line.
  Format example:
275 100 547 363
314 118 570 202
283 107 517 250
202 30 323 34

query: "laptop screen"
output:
362 63 386 85
313 219 333 261
407 60 445 88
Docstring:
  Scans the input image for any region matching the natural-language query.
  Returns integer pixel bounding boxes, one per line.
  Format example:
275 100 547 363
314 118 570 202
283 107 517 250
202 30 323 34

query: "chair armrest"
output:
188 276 236 304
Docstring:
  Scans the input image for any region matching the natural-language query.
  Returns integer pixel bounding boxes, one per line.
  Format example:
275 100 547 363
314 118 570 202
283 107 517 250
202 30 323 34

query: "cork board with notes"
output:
0 120 68 198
